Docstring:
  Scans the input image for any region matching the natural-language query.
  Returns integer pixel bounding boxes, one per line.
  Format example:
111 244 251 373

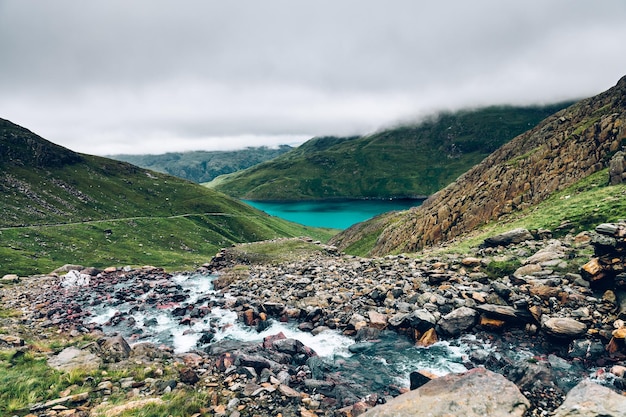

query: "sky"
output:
1 1 626 156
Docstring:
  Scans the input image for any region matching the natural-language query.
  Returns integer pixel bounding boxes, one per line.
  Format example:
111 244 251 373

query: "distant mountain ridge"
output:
209 103 573 200
330 75 626 255
109 145 292 183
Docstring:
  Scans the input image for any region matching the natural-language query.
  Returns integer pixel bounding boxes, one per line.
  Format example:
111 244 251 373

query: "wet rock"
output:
409 370 435 390
361 368 529 417
552 379 626 417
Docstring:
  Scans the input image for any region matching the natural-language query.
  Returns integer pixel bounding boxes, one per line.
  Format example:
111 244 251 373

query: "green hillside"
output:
208 103 573 200
0 118 334 276
109 145 292 183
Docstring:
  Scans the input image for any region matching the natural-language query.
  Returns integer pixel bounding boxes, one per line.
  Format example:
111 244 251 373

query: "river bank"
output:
2 224 626 416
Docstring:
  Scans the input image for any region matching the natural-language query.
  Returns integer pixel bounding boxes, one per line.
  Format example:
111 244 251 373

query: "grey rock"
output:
543 317 587 338
483 228 534 247
47 346 102 372
101 335 131 362
552 379 626 417
438 306 478 336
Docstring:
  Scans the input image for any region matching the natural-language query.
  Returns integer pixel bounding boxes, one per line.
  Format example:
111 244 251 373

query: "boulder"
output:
361 368 529 417
101 335 131 362
47 346 102 372
483 228 533 247
438 307 478 336
389 309 436 332
543 317 587 338
552 379 626 417
367 310 388 330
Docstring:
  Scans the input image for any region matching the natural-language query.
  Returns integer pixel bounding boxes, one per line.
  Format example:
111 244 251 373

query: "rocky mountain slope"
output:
109 145 292 184
209 104 571 200
331 75 626 255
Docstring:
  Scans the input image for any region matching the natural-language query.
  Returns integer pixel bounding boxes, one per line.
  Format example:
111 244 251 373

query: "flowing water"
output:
85 273 478 389
244 198 424 229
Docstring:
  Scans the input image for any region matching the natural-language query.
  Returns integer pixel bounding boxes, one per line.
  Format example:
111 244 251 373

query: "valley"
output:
2 76 626 417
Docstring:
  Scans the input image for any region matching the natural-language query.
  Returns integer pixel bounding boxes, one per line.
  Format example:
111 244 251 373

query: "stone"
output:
179 367 200 385
367 311 388 330
1 274 19 283
30 392 90 412
552 379 626 417
47 347 102 372
483 228 534 247
361 368 529 417
278 384 301 398
409 370 436 390
415 328 438 347
60 270 91 287
609 151 626 185
513 263 542 278
474 304 531 323
543 317 587 338
581 258 603 276
102 335 131 362
438 306 478 336
461 257 482 267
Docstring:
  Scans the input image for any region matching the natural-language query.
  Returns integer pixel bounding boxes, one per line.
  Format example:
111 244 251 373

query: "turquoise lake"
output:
244 199 424 230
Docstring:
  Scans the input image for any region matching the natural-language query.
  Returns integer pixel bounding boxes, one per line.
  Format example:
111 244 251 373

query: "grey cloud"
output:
1 0 625 154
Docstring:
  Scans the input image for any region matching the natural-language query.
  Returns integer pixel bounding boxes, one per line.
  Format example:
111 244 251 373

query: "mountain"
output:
208 103 573 200
0 118 333 276
109 145 292 183
330 75 626 256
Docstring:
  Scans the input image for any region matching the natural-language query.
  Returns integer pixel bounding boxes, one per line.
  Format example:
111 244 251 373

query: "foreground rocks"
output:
361 368 529 417
2 225 626 416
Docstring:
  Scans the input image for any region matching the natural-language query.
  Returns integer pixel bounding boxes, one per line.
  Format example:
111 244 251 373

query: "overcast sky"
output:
1 1 626 155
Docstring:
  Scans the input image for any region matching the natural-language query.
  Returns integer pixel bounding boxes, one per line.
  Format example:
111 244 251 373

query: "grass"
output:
209 103 572 200
225 238 329 265
1 125 337 276
0 213 336 276
0 348 91 415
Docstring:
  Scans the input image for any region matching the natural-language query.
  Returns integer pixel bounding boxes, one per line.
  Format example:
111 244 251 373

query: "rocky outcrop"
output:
361 368 530 417
332 74 626 255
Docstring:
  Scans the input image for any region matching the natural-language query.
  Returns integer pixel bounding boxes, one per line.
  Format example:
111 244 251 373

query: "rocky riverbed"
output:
2 224 626 416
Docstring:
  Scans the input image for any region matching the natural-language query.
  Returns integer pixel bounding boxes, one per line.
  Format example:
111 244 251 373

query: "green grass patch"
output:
0 213 336 276
226 239 328 265
0 349 93 415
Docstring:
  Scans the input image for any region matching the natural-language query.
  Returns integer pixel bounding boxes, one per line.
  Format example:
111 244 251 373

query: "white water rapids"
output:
86 273 480 386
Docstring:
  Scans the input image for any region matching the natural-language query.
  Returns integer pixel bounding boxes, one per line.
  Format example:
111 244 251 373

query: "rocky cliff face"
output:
336 75 626 255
